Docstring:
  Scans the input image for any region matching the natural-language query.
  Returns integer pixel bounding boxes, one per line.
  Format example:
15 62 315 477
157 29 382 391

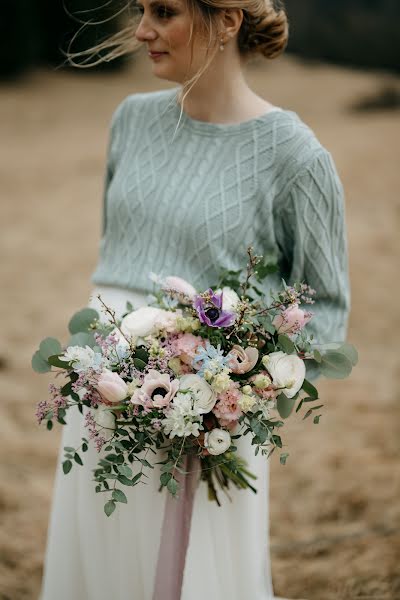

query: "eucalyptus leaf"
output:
63 460 72 474
104 500 116 517
301 379 319 400
67 331 97 349
68 308 99 335
276 393 296 419
112 489 128 504
336 343 358 366
277 334 295 354
39 337 62 360
167 477 178 495
320 351 352 379
117 465 133 478
31 351 51 373
280 452 289 465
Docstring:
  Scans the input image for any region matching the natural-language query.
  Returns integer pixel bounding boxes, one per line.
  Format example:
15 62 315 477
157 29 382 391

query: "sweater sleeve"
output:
99 98 128 237
274 149 351 378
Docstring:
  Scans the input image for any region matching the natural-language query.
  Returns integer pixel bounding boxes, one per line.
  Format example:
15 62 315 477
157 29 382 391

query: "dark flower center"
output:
151 387 168 399
205 306 220 322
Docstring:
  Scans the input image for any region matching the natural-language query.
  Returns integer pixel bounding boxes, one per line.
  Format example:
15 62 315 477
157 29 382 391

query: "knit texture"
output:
91 86 350 348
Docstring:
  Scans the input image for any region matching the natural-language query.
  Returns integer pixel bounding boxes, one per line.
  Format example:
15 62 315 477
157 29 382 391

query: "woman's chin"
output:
151 65 182 84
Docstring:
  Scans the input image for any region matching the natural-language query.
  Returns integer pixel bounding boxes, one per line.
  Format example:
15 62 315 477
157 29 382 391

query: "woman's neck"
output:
177 69 274 125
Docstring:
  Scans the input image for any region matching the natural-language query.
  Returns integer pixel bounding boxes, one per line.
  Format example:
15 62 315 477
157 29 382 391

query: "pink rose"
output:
96 369 128 404
228 345 259 374
272 303 312 335
131 369 179 409
213 382 243 429
171 333 205 366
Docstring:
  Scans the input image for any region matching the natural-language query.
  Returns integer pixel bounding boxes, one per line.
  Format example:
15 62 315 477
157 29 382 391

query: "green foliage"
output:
31 351 51 373
104 500 116 517
39 337 62 360
320 350 353 379
277 334 295 354
32 336 63 373
68 308 99 335
112 489 128 504
63 460 72 474
277 393 296 419
301 379 319 400
280 452 289 465
67 331 97 349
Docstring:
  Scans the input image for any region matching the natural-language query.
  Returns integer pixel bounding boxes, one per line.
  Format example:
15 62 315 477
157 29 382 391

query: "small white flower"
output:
121 306 180 339
265 351 306 398
238 393 257 412
60 345 103 372
211 372 231 393
216 287 240 313
179 374 217 414
204 428 231 455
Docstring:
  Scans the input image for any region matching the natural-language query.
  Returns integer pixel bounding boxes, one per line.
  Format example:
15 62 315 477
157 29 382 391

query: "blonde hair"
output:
66 0 288 107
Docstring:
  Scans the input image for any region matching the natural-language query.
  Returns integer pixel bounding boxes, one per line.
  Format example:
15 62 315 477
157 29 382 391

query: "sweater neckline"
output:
164 86 293 137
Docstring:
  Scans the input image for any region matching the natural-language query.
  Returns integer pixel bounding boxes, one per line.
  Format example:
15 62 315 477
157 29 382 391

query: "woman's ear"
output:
219 8 243 40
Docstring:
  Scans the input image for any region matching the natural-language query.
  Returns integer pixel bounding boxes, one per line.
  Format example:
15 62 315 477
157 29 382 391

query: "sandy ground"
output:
0 50 399 599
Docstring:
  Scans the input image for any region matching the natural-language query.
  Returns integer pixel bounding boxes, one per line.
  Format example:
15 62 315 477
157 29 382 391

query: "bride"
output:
39 0 350 598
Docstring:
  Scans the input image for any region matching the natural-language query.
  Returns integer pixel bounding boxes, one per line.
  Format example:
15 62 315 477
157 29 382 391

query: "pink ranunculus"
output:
171 333 205 366
96 369 128 404
272 303 312 335
212 382 243 429
162 276 197 304
131 369 179 409
228 345 259 374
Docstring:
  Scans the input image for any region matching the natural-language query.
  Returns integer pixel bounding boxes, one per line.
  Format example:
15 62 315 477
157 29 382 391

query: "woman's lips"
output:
148 51 167 59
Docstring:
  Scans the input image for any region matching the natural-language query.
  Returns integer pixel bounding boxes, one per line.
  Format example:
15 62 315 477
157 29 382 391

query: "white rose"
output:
204 428 231 455
121 306 180 339
216 287 240 313
264 351 305 398
179 374 216 414
94 405 116 441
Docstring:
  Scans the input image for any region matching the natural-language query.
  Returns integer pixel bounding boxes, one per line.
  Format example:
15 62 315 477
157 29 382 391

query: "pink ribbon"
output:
152 454 200 600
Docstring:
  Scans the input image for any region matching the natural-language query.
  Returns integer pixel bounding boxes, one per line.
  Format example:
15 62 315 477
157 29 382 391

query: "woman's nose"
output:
135 16 157 42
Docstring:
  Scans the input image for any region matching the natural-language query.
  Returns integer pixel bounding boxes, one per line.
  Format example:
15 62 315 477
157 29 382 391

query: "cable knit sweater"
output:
91 86 350 348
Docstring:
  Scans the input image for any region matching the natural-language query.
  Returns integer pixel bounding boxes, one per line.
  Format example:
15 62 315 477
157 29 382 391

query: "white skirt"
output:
39 284 277 600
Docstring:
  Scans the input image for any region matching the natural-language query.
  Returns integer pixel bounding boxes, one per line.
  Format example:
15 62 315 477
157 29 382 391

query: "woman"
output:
39 0 350 598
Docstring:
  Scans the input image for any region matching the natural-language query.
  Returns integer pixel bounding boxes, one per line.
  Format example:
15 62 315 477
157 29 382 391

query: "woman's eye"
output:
156 6 175 18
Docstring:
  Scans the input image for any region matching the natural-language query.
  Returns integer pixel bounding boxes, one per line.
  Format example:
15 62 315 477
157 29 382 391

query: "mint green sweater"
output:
91 86 350 348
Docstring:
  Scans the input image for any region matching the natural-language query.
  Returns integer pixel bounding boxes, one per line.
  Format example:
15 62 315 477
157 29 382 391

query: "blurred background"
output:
0 1 399 599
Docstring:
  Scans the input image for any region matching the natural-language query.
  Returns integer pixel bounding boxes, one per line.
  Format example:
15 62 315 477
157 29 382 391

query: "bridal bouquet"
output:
33 247 357 515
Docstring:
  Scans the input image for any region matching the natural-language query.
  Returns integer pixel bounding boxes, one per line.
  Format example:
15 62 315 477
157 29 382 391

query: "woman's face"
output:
134 0 216 83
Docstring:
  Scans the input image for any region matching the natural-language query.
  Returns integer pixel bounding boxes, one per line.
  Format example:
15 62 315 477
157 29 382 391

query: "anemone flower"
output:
194 288 235 328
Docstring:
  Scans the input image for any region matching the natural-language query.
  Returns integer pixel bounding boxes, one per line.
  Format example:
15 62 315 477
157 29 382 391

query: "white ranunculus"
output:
263 351 306 398
162 276 197 304
179 374 216 414
204 428 231 455
94 405 116 441
216 286 240 313
120 306 180 339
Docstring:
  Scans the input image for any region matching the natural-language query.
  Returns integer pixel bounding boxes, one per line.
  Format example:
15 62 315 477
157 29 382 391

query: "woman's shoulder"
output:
110 87 176 127
260 108 334 178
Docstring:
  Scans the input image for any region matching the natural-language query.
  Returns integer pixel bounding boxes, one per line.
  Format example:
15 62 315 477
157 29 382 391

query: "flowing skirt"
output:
39 284 278 600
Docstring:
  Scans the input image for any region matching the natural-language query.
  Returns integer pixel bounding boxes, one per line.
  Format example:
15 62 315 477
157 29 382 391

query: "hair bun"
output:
239 4 289 59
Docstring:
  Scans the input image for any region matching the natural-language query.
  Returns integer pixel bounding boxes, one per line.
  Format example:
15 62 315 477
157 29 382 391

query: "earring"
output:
219 38 225 51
